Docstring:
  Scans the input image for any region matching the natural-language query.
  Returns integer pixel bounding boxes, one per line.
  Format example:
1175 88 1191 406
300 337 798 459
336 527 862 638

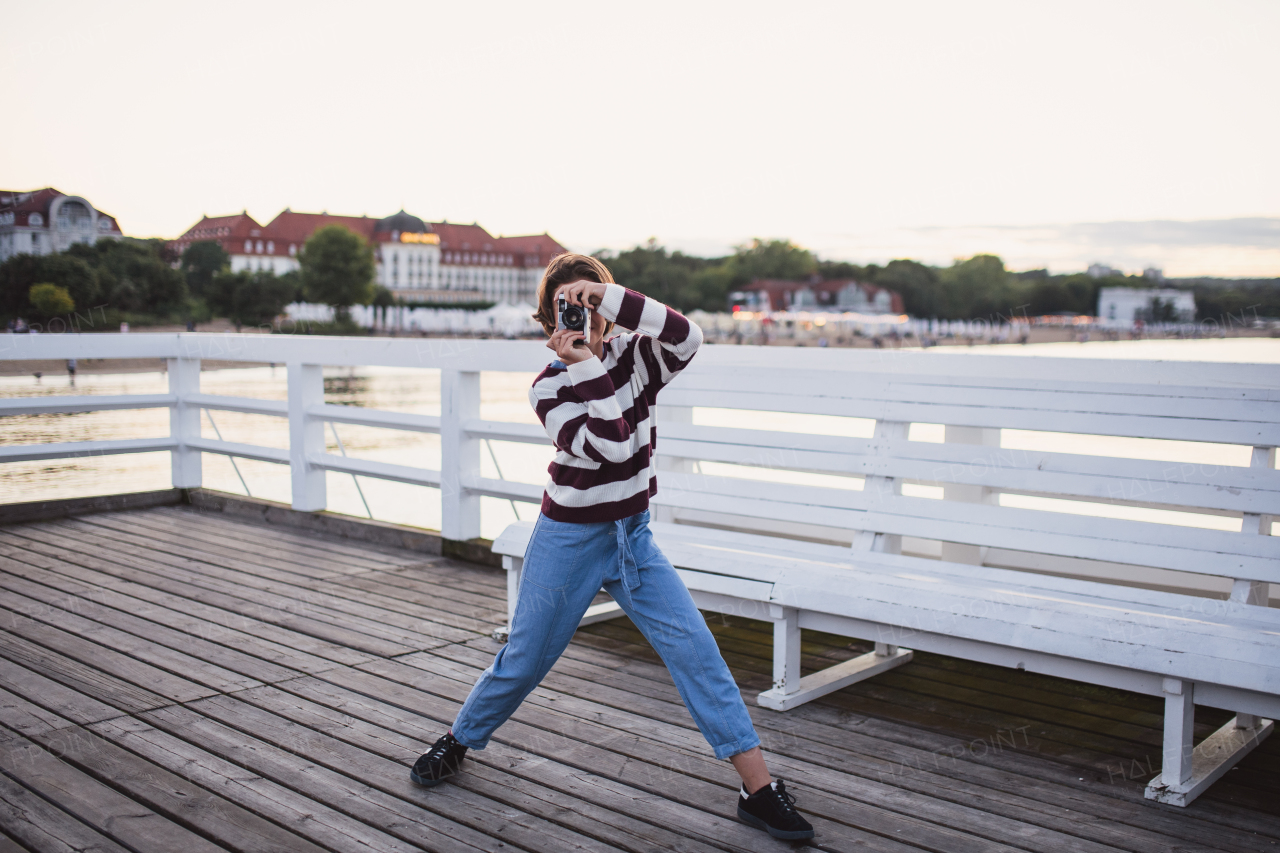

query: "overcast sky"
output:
3 0 1277 275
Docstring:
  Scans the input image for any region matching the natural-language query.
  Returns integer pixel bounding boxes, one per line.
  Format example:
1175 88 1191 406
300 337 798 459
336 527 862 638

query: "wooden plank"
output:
568 619 1280 837
653 471 1280 569
573 612 1280 819
0 731 226 853
3 521 440 654
671 368 1280 424
90 514 504 635
0 532 393 664
0 679 94 739
434 638 1276 853
230 684 776 853
89 714 434 853
336 659 1129 853
271 674 979 853
118 706 620 853
0 770 132 853
660 385 1280 445
148 502 435 565
0 552 365 677
40 518 481 647
657 425 1280 515
13 718 333 853
0 582 272 694
162 697 729 853
123 508 409 575
0 624 175 715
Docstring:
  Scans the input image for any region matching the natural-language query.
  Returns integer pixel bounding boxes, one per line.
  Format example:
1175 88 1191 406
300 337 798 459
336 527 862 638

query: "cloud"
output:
808 218 1280 277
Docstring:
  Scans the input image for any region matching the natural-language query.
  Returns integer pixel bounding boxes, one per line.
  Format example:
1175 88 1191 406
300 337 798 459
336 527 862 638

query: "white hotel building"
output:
171 208 565 304
0 188 124 263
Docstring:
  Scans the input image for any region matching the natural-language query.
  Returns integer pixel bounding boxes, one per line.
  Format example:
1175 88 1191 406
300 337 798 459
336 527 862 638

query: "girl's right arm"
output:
530 365 644 464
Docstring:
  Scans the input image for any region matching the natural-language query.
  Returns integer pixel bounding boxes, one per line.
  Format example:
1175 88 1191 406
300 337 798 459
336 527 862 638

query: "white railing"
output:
2 332 1276 562
0 333 558 541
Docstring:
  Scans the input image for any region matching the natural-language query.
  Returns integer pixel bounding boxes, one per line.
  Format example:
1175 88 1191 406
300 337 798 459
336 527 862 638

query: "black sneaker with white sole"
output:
737 779 815 840
410 732 468 787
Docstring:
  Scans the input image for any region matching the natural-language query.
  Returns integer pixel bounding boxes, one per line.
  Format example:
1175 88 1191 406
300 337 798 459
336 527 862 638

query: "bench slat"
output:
661 387 1280 445
659 427 1280 514
674 370 1280 424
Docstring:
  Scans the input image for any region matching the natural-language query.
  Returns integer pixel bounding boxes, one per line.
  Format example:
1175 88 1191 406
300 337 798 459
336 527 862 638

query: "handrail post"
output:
167 357 202 489
940 424 1000 565
288 362 326 511
654 404 694 523
441 369 481 541
1231 445 1276 606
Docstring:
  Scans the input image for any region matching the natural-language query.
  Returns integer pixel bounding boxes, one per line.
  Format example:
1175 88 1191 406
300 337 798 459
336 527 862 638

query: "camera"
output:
557 294 590 344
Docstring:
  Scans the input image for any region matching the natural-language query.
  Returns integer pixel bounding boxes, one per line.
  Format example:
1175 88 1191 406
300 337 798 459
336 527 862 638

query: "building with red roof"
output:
0 188 124 263
170 207 566 304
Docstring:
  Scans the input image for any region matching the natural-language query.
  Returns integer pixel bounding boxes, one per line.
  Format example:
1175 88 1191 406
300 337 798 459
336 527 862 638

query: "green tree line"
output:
599 239 1280 321
0 224 379 330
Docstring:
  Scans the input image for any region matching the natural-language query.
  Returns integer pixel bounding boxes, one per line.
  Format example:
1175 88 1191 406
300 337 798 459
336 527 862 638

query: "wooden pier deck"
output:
0 505 1275 852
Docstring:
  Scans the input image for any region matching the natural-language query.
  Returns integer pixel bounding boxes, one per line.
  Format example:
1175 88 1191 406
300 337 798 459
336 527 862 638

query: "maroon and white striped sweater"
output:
530 283 703 523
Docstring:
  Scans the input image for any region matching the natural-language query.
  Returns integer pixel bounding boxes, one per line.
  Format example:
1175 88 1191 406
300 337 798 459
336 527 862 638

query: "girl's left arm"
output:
595 283 703 388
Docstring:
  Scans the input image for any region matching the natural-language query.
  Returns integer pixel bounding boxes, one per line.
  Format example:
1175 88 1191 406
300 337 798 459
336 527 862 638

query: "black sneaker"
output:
410 732 468 787
737 779 815 840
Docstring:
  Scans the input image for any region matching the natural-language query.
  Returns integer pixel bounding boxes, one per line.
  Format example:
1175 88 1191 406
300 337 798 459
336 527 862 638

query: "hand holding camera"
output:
547 328 591 364
547 280 607 364
558 279 606 310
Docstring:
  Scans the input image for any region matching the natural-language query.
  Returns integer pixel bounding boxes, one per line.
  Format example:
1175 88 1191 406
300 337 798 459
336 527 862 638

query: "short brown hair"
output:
532 253 616 337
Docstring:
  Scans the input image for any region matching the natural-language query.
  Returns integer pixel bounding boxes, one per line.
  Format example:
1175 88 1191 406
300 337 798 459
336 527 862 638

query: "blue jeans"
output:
451 510 761 761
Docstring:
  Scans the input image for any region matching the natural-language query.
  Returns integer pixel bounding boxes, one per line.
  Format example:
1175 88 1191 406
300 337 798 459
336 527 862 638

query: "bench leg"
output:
756 609 913 711
1144 678 1274 806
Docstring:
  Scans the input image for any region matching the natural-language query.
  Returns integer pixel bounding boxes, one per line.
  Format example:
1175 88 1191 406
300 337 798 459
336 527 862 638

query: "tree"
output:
28 283 74 321
299 225 375 319
874 260 941 317
724 239 816 284
816 259 866 281
68 238 187 315
207 270 297 330
595 241 713 311
935 254 1017 320
0 253 98 322
181 241 230 298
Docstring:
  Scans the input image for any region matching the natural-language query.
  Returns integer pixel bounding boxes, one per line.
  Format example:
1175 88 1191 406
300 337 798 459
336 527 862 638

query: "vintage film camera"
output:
556 294 591 345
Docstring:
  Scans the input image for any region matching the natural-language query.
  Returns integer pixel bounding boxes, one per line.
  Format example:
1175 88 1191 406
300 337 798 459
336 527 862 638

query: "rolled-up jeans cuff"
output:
449 725 487 751
713 732 762 762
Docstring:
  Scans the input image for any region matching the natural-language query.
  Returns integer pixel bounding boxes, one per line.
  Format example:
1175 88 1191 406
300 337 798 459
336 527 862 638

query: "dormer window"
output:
256 240 264 253
28 213 43 227
245 239 252 253
289 244 297 256
266 241 274 253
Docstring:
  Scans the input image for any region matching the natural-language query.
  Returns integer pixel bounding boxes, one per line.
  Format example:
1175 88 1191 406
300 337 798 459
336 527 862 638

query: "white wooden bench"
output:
492 349 1279 807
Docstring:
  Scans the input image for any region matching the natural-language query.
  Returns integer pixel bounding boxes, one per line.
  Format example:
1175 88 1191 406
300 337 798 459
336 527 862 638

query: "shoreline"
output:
1 328 1274 377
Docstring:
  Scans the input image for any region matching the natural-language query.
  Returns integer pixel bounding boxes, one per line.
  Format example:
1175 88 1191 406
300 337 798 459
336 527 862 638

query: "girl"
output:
410 253 814 841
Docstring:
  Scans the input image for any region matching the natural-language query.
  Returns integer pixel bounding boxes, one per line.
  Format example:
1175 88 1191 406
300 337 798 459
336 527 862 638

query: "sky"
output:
3 0 1278 276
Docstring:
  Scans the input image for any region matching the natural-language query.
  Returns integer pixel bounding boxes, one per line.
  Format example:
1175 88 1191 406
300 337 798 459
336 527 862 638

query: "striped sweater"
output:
530 283 703 523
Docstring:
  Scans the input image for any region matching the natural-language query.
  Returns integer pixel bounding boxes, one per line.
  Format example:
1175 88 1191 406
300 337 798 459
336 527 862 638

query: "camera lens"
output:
563 306 584 330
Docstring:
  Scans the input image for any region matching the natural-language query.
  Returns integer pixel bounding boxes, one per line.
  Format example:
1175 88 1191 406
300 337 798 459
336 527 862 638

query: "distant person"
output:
407 253 815 841
66 358 76 385
119 322 129 333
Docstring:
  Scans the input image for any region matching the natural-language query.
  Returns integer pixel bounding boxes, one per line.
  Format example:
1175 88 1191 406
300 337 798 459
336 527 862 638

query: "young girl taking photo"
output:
410 253 814 841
